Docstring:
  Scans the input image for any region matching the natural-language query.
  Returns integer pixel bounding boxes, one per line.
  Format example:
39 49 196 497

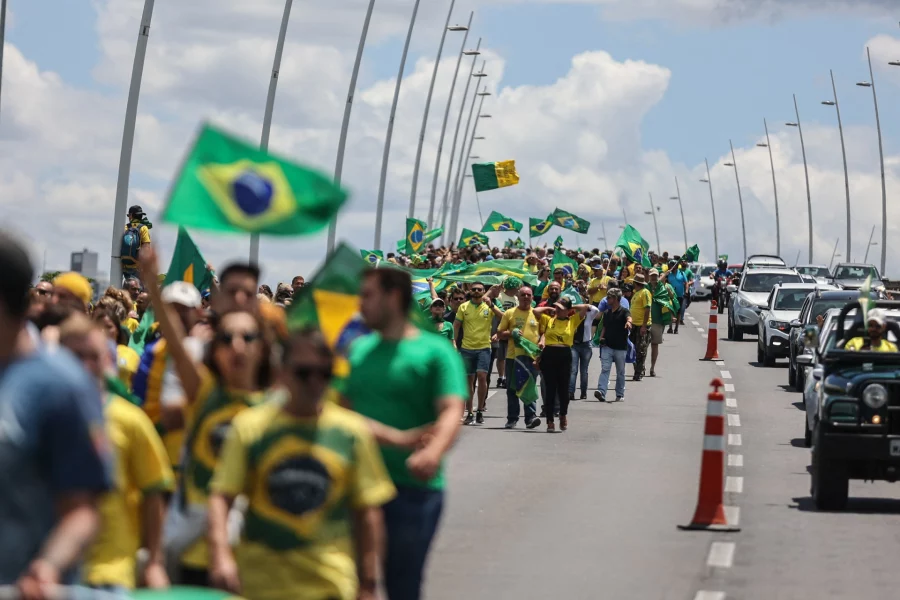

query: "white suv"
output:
756 283 819 366
727 268 803 340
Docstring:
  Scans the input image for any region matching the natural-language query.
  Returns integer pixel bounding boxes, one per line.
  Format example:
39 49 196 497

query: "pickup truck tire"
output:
811 425 849 511
788 356 797 386
804 416 812 447
795 365 806 393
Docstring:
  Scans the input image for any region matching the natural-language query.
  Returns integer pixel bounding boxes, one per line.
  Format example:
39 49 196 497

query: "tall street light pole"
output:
449 92 489 241
858 46 887 275
700 158 719 260
671 176 687 250
438 40 482 244
408 1 463 220
445 67 487 240
864 224 878 263
786 94 813 263
723 140 747 261
428 12 473 228
0 0 7 120
829 238 841 270
250 0 295 266
109 0 155 286
822 69 851 261
327 0 377 253
757 119 781 256
374 0 422 250
645 193 660 253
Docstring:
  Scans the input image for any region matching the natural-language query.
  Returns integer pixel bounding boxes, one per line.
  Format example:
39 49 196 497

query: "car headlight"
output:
862 383 889 409
768 320 789 332
739 298 751 308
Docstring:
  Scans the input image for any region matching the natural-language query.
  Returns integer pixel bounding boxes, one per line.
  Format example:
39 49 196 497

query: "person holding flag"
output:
647 269 677 377
497 285 547 430
629 274 652 381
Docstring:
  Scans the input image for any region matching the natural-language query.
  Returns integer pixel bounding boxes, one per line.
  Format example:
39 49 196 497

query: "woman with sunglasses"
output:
539 297 595 432
138 247 274 587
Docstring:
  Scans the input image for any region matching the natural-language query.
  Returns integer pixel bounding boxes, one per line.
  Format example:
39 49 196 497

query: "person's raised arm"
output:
427 277 438 301
139 246 203 402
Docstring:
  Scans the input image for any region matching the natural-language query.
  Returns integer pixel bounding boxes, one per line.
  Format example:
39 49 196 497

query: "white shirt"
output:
579 305 601 343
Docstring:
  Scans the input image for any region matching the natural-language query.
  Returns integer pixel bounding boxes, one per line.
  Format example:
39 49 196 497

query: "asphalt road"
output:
424 305 900 600
425 313 737 600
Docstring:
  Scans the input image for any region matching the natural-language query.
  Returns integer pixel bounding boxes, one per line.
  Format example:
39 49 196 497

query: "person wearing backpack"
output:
121 205 152 283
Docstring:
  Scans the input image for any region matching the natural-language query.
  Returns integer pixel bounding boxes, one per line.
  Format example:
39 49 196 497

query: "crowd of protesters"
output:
0 211 692 599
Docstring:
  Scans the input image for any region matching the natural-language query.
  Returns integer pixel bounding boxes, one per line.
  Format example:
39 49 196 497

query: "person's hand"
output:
358 586 379 600
626 321 633 331
210 552 242 594
142 561 171 589
17 559 59 600
491 333 499 343
815 314 825 328
394 426 432 450
640 325 647 336
426 277 434 283
138 245 160 283
406 446 442 481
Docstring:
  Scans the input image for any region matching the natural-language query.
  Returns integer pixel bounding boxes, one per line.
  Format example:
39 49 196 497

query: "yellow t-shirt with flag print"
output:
83 395 174 588
180 369 268 569
210 399 396 600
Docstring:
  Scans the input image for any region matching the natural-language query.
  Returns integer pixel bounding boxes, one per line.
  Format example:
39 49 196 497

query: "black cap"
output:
128 205 144 216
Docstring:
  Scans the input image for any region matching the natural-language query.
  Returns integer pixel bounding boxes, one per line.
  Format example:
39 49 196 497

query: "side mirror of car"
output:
790 319 802 328
882 277 890 285
802 324 820 350
795 354 814 366
726 285 737 293
812 366 824 381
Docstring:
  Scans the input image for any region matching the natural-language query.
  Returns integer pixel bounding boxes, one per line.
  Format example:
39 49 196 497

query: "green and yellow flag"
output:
437 259 539 286
514 237 526 249
682 244 700 263
459 228 489 248
164 227 215 291
550 208 591 234
529 217 553 238
554 235 564 250
163 123 347 235
481 210 523 233
550 251 578 279
398 227 443 254
130 586 244 599
359 249 384 264
405 218 428 254
472 160 520 192
615 225 651 268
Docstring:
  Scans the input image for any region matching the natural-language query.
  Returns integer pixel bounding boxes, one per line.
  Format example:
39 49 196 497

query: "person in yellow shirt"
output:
208 329 396 600
454 283 499 425
93 306 141 391
538 297 595 432
59 314 173 593
587 259 612 303
629 274 653 381
844 309 898 352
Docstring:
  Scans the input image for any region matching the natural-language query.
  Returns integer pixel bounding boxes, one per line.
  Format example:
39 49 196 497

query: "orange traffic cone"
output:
678 378 740 532
701 300 719 361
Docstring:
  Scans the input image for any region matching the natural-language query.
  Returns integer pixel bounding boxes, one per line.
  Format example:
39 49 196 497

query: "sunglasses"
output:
216 331 261 346
293 365 333 381
471 288 484 293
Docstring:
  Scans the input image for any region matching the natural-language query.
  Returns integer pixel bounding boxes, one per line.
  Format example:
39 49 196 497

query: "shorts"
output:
650 323 665 345
496 340 508 361
460 348 491 375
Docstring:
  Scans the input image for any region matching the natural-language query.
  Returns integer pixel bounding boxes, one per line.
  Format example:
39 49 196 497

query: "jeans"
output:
569 342 592 395
506 357 538 424
383 486 445 600
598 346 627 399
677 295 687 323
541 346 573 418
460 348 491 375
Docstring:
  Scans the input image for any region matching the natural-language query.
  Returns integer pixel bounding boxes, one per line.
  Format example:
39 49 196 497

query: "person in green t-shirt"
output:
427 297 453 341
648 269 677 377
344 267 468 600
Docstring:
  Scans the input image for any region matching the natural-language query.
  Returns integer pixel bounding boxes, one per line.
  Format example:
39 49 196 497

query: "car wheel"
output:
763 340 776 367
795 364 805 393
804 416 812 447
811 424 849 511
757 342 764 364
727 317 734 340
733 320 743 341
788 356 797 386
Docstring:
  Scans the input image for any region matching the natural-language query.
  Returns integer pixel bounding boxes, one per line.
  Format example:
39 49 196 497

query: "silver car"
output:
691 264 717 300
727 268 803 340
794 264 832 285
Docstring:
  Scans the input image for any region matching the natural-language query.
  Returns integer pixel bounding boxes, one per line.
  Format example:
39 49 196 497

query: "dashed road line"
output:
694 592 725 600
720 370 732 379
726 397 737 409
727 414 741 427
715 361 725 366
727 433 742 446
698 328 705 333
725 476 744 493
707 542 736 568
724 505 740 526
724 383 735 392
728 454 744 467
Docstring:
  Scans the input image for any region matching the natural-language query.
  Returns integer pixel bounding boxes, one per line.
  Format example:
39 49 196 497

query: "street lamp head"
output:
448 25 469 31
463 50 481 55
469 156 481 159
476 91 491 96
756 143 768 147
785 122 798 127
723 162 735 167
699 179 709 183
857 81 873 87
473 73 488 78
821 101 836 106
669 196 679 200
479 114 492 118
889 61 900 67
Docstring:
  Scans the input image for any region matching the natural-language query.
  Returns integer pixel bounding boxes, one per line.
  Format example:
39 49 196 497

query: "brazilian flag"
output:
615 225 652 268
162 123 347 235
437 259 538 286
459 228 489 248
550 208 591 234
550 251 578 279
481 210 523 233
164 227 215 292
530 217 553 238
359 249 384 264
554 235 564 250
406 218 428 254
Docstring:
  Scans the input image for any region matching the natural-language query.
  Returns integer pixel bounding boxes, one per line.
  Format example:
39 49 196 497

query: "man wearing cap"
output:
490 277 521 388
52 272 94 312
629 274 652 381
647 268 677 377
845 309 898 352
121 205 152 282
587 259 611 304
427 297 454 341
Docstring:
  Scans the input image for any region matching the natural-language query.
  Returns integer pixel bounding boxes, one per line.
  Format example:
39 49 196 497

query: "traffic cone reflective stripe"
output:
679 378 740 532
702 300 720 360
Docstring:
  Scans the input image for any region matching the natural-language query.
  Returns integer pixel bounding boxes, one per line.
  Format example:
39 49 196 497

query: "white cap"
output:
161 281 202 308
867 308 886 327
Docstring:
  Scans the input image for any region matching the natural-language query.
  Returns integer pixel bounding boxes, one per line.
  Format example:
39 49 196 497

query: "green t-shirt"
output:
346 329 468 490
437 320 454 341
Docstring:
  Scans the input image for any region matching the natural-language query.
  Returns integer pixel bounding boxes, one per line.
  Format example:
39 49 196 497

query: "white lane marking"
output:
724 383 735 392
728 434 742 446
715 361 725 366
694 592 725 600
707 542 736 568
726 397 737 409
698 328 705 333
725 476 744 493
728 454 744 467
724 505 740 527
727 414 741 427
720 370 732 379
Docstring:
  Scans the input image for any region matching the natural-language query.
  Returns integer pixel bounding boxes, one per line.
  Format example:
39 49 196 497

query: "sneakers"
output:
594 391 606 402
526 417 542 429
560 416 568 431
496 377 505 388
616 396 625 402
463 412 475 426
546 420 556 433
569 393 575 401
579 392 587 400
505 420 517 429
475 411 484 424
633 375 642 382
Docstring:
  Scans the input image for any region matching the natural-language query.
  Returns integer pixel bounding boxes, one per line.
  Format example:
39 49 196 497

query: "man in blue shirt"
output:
0 232 112 594
666 260 688 334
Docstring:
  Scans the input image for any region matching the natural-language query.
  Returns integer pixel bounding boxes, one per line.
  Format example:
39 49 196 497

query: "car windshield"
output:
834 265 878 280
742 273 802 293
700 266 716 276
811 299 854 322
796 266 830 278
773 289 810 310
